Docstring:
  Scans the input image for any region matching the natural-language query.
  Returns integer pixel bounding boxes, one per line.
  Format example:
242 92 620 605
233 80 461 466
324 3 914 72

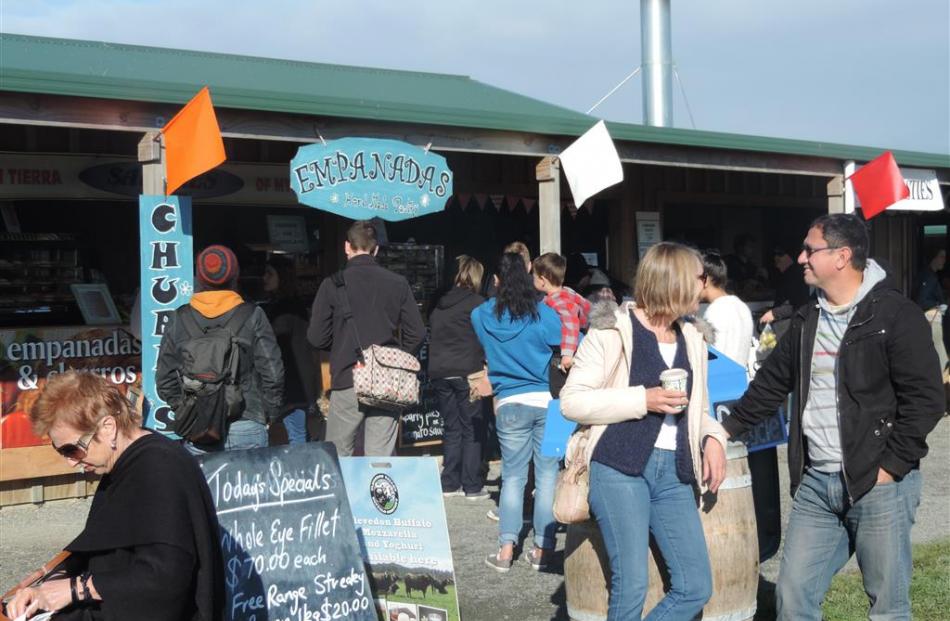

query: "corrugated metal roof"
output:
1 33 948 169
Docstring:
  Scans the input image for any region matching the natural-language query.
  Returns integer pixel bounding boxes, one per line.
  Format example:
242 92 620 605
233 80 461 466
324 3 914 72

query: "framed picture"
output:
70 283 121 325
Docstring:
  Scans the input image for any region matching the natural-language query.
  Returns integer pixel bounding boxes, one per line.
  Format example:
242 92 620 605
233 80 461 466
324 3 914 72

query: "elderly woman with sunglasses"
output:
5 371 223 621
561 242 729 621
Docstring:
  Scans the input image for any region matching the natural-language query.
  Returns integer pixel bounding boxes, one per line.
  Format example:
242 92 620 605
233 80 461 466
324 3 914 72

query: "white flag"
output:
558 120 624 207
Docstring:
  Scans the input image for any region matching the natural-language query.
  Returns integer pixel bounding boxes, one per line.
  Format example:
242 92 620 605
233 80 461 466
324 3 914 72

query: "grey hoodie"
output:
803 260 887 471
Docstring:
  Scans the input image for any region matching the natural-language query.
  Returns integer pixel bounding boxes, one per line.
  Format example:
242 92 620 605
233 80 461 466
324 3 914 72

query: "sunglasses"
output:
801 244 841 259
52 428 97 461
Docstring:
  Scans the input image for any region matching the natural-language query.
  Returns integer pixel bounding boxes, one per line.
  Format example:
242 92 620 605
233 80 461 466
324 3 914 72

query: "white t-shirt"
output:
703 294 754 368
654 341 679 450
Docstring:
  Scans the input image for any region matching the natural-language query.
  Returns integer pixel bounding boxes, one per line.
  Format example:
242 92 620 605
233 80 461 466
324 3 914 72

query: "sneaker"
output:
523 547 550 571
442 488 463 498
486 508 500 522
484 552 513 573
464 489 491 501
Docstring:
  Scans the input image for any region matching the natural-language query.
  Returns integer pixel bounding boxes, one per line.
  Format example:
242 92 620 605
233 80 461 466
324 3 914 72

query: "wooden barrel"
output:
564 443 759 621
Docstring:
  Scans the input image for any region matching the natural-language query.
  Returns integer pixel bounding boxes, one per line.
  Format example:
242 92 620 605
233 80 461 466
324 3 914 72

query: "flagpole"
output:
138 131 166 196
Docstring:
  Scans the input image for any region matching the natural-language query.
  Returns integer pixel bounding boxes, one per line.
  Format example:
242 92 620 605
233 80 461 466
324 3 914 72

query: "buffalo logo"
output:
370 473 399 515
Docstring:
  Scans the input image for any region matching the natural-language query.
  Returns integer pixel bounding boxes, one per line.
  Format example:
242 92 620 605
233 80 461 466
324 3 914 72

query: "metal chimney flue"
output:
641 0 673 127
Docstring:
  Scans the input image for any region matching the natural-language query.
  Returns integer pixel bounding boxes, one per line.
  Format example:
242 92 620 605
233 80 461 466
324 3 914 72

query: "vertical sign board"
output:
339 457 461 621
198 443 377 621
139 195 193 432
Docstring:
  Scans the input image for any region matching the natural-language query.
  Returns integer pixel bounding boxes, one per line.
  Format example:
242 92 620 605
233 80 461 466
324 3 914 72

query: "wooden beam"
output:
137 131 164 195
536 156 561 255
0 91 871 177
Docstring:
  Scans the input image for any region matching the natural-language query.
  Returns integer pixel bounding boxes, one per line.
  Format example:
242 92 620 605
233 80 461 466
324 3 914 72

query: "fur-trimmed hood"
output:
589 299 716 343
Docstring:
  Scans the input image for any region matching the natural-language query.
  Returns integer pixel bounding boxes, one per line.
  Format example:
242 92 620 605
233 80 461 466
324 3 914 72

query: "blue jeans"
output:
589 453 712 621
184 419 268 455
495 400 559 549
282 408 309 444
777 467 922 621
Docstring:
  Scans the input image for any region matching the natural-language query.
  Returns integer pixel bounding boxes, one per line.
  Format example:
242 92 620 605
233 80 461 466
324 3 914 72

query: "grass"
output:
822 539 950 621
383 584 459 620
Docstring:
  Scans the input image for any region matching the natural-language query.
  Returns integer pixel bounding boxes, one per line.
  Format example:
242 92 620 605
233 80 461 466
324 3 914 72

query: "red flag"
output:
161 86 226 195
848 151 909 220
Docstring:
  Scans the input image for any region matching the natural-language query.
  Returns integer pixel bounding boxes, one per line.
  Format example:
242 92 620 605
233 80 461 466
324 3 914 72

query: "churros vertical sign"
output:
139 195 193 433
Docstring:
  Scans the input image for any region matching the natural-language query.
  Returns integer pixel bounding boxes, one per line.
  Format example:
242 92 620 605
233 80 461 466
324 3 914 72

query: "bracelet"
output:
70 576 80 605
80 572 92 602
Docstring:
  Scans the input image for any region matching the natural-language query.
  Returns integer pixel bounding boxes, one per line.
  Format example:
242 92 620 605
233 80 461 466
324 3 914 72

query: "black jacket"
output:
428 286 485 378
915 266 946 311
63 433 224 621
723 279 944 502
156 301 284 425
308 254 425 390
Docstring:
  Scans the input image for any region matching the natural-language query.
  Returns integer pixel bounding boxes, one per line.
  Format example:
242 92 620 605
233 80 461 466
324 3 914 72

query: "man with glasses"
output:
721 213 944 620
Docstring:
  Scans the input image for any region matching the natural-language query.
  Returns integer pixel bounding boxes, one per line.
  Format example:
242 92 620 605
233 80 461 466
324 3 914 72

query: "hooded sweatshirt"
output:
803 259 887 472
428 286 485 379
190 290 244 318
470 299 561 399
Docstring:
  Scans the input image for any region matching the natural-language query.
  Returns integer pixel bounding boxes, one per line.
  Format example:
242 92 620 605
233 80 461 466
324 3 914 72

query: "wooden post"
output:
826 174 845 214
138 131 164 195
536 156 561 255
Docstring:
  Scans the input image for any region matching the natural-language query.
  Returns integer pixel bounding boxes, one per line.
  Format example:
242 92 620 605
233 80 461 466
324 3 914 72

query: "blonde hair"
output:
30 370 140 436
504 241 531 272
634 242 703 321
453 255 484 293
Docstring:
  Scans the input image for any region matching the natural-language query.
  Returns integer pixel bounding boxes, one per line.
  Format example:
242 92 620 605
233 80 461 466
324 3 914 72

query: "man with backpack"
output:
157 245 284 453
308 220 425 457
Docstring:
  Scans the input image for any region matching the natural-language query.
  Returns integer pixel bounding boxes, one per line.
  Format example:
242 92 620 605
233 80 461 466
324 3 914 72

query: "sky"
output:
2 0 948 154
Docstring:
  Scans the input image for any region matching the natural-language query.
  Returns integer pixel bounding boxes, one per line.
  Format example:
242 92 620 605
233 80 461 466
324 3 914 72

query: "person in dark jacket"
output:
262 254 318 444
6 371 223 621
156 245 284 453
759 246 812 340
307 220 425 457
429 255 489 499
916 247 948 372
722 214 944 621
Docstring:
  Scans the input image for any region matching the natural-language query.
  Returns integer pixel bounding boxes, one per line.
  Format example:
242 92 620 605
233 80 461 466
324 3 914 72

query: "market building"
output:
1 33 948 504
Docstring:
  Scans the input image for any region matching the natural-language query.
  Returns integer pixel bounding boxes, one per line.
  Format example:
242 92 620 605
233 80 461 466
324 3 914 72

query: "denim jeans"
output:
495 400 559 549
776 467 922 621
432 378 485 493
184 419 268 455
588 452 712 621
282 408 309 444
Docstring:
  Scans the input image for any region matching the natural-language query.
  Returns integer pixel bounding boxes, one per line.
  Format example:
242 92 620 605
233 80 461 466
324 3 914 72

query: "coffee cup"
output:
659 368 688 412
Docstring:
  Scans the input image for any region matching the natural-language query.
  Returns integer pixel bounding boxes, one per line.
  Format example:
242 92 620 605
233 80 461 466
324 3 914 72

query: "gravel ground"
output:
2 417 947 620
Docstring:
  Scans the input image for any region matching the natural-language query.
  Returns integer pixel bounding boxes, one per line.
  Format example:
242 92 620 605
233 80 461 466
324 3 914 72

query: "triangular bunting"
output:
475 194 489 211
490 194 505 211
522 198 537 214
506 196 521 211
456 193 472 211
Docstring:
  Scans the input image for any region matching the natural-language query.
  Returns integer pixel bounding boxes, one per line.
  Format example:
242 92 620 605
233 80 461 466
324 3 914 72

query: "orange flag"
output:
161 86 226 195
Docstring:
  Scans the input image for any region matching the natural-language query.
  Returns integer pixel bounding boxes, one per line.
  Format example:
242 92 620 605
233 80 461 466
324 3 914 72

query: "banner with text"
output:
139 195 193 433
290 138 453 221
339 457 460 621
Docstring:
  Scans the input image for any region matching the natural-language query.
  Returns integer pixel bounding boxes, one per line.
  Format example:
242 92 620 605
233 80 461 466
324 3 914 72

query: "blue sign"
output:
290 138 453 221
139 195 193 433
707 346 787 451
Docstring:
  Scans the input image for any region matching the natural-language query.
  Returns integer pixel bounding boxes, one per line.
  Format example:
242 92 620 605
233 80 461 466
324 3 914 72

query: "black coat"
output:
723 279 944 502
156 302 285 425
61 433 224 621
308 254 425 390
428 286 485 378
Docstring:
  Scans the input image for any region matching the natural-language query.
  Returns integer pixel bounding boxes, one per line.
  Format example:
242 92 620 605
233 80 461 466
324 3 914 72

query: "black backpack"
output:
170 303 256 444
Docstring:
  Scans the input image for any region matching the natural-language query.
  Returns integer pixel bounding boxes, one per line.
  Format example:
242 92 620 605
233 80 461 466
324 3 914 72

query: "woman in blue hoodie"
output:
471 252 562 572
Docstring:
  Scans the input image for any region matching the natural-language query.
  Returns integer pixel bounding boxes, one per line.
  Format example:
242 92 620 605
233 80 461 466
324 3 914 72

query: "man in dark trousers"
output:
721 214 944 620
308 220 425 456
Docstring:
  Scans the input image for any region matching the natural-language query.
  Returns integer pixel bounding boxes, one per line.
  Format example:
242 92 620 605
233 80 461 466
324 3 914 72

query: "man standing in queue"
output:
308 220 425 456
721 213 943 620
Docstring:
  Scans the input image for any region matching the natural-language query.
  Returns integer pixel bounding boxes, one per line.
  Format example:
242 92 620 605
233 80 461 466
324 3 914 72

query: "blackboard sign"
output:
198 442 376 621
399 384 444 448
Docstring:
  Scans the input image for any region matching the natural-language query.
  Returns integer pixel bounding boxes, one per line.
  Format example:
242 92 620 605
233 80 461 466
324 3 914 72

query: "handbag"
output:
332 272 421 411
466 366 492 402
553 426 592 524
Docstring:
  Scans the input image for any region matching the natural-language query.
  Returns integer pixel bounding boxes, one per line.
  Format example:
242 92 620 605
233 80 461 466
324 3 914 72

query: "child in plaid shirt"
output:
532 253 591 370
